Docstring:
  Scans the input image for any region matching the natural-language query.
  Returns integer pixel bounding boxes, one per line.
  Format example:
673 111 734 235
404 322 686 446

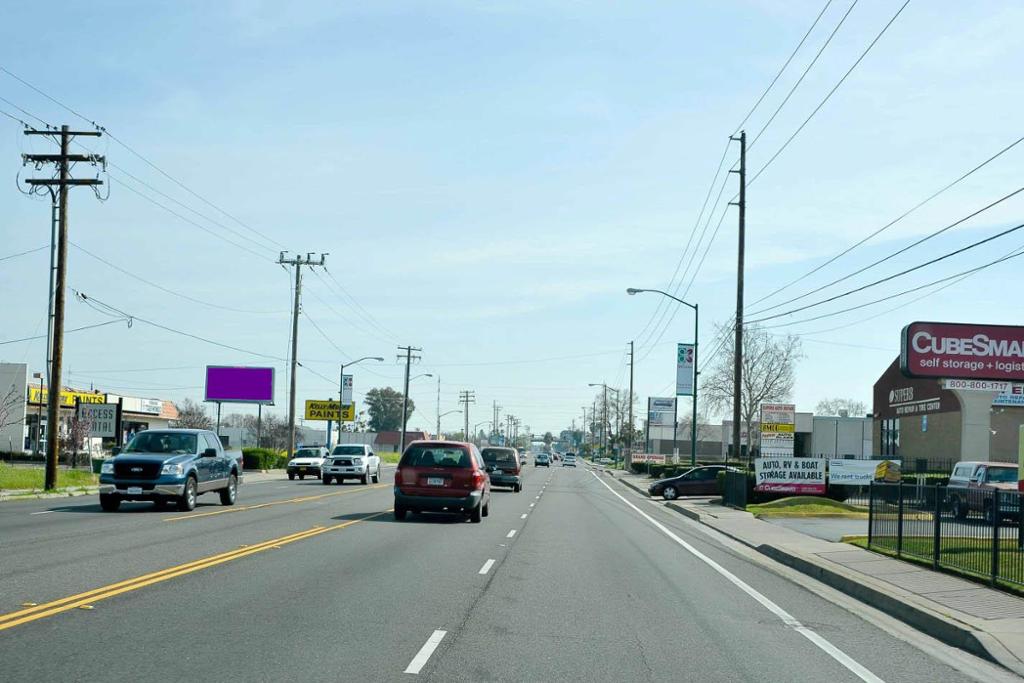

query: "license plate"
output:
427 477 445 486
493 469 503 475
127 486 143 495
299 467 307 472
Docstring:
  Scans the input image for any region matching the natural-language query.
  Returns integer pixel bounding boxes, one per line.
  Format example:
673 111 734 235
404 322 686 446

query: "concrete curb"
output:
0 486 99 502
618 477 651 498
605 473 1024 676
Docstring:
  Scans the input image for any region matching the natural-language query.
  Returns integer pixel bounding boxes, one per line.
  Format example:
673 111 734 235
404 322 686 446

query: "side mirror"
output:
202 448 218 458
111 447 121 456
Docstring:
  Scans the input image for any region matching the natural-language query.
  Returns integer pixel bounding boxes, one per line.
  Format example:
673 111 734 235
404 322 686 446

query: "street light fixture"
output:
333 356 385 449
626 287 699 466
437 409 461 437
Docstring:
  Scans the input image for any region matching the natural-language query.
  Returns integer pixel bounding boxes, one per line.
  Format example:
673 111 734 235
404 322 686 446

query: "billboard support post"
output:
257 404 262 448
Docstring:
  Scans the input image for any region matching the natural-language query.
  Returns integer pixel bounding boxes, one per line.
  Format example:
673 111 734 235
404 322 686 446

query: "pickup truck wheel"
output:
299 474 305 481
177 476 198 511
322 475 332 485
951 496 967 520
361 472 368 485
372 466 380 484
219 474 237 506
153 498 169 510
984 501 995 525
99 494 120 512
288 473 295 481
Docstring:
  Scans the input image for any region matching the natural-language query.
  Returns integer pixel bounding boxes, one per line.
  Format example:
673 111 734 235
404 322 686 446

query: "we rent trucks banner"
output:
755 457 826 494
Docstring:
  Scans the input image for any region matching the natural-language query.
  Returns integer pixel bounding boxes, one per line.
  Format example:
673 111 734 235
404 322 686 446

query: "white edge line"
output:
479 559 496 575
506 529 517 538
404 629 447 674
30 510 54 515
588 471 884 683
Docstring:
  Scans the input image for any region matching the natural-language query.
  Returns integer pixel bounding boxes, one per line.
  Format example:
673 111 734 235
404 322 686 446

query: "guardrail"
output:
869 482 1024 590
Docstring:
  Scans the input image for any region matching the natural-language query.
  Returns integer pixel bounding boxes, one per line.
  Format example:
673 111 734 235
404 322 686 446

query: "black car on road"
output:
648 465 738 500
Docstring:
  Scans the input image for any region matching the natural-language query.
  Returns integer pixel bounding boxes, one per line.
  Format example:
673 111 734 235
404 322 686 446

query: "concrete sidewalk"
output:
657 493 1024 676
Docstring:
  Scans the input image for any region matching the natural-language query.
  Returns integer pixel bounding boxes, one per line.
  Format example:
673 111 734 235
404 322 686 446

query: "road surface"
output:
0 463 1013 681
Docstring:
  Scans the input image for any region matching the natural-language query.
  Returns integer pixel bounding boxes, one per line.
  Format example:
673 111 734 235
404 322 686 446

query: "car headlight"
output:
352 457 362 466
100 461 114 474
161 462 184 476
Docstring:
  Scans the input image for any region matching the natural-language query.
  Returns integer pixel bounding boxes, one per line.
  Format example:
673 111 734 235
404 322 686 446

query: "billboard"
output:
676 344 695 396
647 397 675 426
304 400 355 422
204 366 275 404
901 322 1024 381
760 403 795 458
828 459 901 486
755 457 825 494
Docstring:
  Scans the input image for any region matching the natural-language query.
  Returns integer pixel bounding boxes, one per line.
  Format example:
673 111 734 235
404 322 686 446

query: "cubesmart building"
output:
872 321 1024 468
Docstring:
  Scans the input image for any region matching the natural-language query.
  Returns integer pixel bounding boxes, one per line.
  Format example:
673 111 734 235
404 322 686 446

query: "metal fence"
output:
869 482 1024 590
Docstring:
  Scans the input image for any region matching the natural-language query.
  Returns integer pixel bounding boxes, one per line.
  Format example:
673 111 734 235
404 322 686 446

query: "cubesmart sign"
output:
901 322 1024 381
755 457 826 494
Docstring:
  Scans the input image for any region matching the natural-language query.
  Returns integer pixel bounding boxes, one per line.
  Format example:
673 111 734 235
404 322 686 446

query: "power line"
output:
0 318 125 346
747 134 1024 309
322 266 401 342
69 240 285 314
301 309 351 359
747 184 1024 317
747 0 913 188
733 0 836 135
0 245 47 262
747 220 1024 325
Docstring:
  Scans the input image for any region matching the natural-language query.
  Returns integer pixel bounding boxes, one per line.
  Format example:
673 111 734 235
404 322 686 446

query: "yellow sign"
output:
304 400 355 422
27 386 107 407
760 423 795 433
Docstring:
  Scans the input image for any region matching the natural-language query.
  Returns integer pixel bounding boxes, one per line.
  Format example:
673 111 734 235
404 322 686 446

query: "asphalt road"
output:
0 462 1014 682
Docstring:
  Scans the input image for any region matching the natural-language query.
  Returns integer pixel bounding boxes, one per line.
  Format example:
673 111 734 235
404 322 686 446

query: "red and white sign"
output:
754 457 826 494
632 453 667 464
901 322 1024 381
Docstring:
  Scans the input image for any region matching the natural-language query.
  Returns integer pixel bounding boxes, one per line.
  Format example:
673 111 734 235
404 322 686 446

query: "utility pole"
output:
582 407 587 453
22 125 104 490
603 385 608 458
397 345 422 455
458 390 476 442
628 341 635 463
728 130 746 466
435 375 441 438
279 251 327 461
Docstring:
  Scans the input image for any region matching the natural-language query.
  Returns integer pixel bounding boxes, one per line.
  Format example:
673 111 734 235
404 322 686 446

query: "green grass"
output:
746 496 869 518
379 452 401 464
0 464 97 492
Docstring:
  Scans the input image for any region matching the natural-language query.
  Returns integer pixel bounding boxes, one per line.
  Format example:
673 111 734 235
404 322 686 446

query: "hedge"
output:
242 447 287 470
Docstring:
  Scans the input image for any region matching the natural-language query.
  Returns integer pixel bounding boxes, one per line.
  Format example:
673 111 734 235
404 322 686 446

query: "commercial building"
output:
0 362 179 456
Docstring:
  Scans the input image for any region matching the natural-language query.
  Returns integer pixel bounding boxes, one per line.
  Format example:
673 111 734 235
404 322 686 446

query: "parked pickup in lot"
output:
322 444 380 485
99 429 241 512
946 461 1020 523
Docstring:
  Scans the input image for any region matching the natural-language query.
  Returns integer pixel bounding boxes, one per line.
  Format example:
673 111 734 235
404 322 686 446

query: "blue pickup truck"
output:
98 428 242 512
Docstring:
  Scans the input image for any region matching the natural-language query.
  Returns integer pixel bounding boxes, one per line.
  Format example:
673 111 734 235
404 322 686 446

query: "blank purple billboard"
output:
204 366 275 404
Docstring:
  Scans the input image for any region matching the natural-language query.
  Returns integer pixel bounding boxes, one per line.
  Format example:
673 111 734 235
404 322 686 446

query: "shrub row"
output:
242 447 288 470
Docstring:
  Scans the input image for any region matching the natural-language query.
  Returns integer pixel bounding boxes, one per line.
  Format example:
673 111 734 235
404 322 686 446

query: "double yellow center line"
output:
0 509 391 632
166 483 390 522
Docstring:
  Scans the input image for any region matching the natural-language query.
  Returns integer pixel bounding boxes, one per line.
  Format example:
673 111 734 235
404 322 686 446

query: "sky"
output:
0 1 1021 437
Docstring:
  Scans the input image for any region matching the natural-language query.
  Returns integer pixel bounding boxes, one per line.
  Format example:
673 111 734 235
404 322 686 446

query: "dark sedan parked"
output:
648 465 738 500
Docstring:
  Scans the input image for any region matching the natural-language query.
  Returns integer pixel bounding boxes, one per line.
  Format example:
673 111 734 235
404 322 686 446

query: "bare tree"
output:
60 414 92 467
815 397 867 417
0 382 21 432
174 398 213 430
702 323 802 457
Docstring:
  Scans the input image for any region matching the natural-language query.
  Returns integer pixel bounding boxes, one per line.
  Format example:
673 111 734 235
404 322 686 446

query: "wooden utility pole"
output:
397 345 422 455
627 341 634 463
278 252 327 461
458 389 476 444
22 125 104 490
728 131 746 465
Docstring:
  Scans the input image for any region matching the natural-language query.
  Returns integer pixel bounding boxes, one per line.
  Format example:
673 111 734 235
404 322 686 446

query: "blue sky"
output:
1 1 1022 436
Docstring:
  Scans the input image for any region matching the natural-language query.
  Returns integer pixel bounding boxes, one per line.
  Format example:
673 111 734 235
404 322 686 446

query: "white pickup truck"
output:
322 444 381 485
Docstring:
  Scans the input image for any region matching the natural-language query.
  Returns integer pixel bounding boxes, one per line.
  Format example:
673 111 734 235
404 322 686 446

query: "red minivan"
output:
394 440 491 523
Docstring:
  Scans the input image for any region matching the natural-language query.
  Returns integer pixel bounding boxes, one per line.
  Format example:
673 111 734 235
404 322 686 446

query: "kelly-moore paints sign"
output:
755 457 825 494
902 322 1024 381
760 403 795 457
828 459 902 486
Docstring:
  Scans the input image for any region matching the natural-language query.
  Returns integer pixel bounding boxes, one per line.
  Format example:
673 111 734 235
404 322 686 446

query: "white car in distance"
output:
323 444 381 485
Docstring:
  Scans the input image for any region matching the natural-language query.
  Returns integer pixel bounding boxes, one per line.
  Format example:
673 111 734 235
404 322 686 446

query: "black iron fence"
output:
869 482 1024 590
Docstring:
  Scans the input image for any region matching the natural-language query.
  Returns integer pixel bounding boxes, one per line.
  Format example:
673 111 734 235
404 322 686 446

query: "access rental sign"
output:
901 322 1024 381
755 457 825 494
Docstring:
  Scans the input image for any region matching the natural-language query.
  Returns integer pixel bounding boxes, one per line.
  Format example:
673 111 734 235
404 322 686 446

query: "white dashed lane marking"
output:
506 529 517 538
404 630 447 674
479 559 495 575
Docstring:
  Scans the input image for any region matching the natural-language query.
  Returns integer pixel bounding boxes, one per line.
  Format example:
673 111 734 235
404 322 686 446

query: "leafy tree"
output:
365 387 414 432
543 431 553 445
702 323 802 459
815 398 867 417
174 398 213 430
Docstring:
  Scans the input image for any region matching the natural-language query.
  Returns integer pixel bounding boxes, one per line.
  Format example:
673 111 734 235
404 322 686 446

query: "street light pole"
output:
334 356 384 450
627 288 700 467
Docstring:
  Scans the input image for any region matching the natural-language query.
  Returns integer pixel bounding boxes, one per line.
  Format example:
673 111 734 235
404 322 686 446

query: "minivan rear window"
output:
481 449 516 465
401 446 471 468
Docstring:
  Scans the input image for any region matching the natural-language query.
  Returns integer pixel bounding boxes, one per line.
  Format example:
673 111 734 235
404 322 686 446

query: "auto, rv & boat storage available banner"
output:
755 457 826 494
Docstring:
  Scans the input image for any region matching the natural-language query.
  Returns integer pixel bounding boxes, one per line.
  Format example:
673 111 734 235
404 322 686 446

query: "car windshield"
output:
332 446 365 455
124 432 197 455
400 446 471 468
481 449 516 465
987 468 1018 483
294 449 320 458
